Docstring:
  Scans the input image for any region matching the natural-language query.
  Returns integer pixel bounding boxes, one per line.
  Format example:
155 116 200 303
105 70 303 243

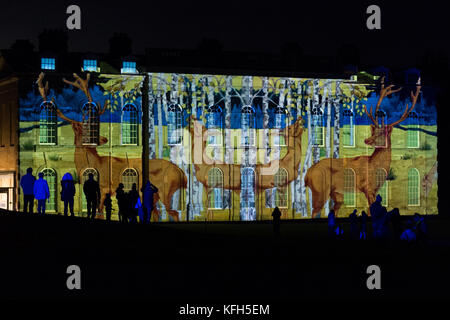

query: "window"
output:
274 168 288 208
406 112 419 148
311 107 324 147
376 168 388 206
41 168 56 212
343 168 355 206
205 105 223 146
122 61 137 74
82 102 99 145
375 110 387 147
273 106 287 146
39 101 57 145
241 105 255 146
408 168 420 206
41 58 55 70
83 59 97 72
81 168 99 212
342 109 354 147
122 104 138 145
241 167 255 208
122 168 138 192
207 168 223 209
168 104 182 145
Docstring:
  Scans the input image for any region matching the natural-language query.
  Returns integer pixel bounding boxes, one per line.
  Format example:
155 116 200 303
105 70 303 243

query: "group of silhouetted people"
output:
19 167 159 223
327 194 429 244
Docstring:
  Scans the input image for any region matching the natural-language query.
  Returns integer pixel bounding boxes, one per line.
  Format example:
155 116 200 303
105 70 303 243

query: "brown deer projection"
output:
188 116 304 192
38 73 186 220
305 77 421 218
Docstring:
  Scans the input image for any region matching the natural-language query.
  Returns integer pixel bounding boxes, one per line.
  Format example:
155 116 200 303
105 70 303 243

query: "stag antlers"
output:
63 73 109 115
36 72 49 101
363 76 421 128
63 73 93 102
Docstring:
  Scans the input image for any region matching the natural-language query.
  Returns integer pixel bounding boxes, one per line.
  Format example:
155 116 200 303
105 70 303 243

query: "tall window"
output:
342 109 354 147
168 104 182 145
122 104 138 145
273 106 287 146
82 168 99 212
207 168 223 209
39 101 57 145
343 168 355 206
375 110 387 147
274 168 288 208
122 168 138 192
205 105 223 146
406 112 419 148
41 168 56 212
241 106 255 146
241 167 255 208
82 102 99 145
122 61 137 74
41 58 55 70
408 168 420 206
376 168 388 206
311 107 324 146
83 59 97 72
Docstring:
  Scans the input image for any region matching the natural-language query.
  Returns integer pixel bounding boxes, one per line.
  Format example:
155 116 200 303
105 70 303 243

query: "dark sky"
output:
1 0 449 67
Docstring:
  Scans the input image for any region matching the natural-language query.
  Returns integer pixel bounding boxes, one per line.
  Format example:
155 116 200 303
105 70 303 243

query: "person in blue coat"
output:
20 167 36 214
33 172 50 214
143 180 159 224
60 172 76 216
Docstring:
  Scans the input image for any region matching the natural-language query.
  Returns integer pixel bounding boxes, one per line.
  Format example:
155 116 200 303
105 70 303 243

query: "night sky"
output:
0 0 449 67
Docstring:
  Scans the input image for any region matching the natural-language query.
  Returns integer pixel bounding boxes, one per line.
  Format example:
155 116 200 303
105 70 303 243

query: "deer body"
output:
305 77 421 218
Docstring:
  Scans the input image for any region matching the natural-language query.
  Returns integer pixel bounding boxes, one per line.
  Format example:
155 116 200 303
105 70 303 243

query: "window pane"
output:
408 169 420 205
343 169 355 206
41 169 56 211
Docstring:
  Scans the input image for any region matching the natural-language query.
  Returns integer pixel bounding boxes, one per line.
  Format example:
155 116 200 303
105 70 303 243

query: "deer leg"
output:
311 190 326 219
165 188 180 222
331 191 344 217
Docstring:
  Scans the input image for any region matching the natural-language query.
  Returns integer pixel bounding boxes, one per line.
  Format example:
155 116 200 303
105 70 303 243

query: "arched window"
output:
343 168 355 207
81 168 99 212
406 112 419 148
374 110 387 147
207 168 223 209
241 167 255 208
376 168 388 206
39 101 57 145
168 104 182 145
408 168 420 206
241 106 255 146
122 168 138 192
311 107 324 146
342 109 354 147
122 104 138 145
82 102 99 145
273 106 287 146
205 105 223 146
41 168 56 212
274 168 288 208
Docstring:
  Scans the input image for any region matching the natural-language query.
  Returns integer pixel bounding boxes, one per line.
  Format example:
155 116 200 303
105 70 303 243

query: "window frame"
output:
274 168 288 208
311 107 324 147
272 106 288 147
342 109 355 148
39 101 57 145
167 104 183 145
376 168 388 207
207 168 224 210
41 57 56 70
205 105 223 147
406 112 420 148
407 168 420 206
343 168 356 207
121 168 139 192
121 103 139 145
81 102 100 145
241 105 256 147
41 168 57 212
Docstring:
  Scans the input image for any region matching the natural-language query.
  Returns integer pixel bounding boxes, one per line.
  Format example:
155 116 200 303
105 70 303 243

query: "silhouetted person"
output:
272 207 282 236
413 213 428 243
61 172 76 216
20 167 36 214
143 181 159 224
389 208 402 241
360 211 368 240
370 194 385 239
128 183 139 223
349 209 358 240
83 173 100 219
115 183 126 222
33 172 50 214
104 193 112 221
328 210 336 238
